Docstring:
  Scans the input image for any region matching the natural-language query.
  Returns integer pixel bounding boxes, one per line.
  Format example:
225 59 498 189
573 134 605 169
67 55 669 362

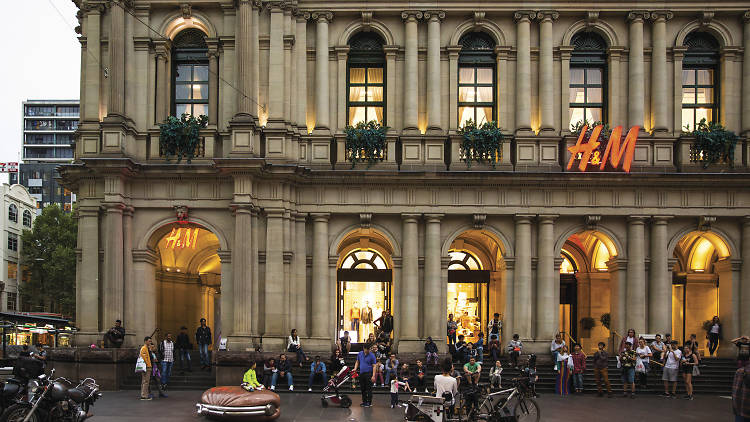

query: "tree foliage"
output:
159 113 208 163
19 205 77 318
344 120 389 167
457 120 504 168
689 118 738 168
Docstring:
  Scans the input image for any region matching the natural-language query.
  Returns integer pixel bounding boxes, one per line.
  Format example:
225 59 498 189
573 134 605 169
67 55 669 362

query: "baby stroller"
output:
320 366 353 408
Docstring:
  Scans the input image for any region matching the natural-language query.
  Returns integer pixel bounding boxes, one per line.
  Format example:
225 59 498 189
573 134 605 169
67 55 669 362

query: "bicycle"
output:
458 377 540 422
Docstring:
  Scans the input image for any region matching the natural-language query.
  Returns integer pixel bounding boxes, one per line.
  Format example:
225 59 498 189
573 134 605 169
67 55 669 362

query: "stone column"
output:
236 0 253 116
608 47 624 126
107 0 125 117
402 11 422 132
102 203 124 328
650 11 672 134
608 258 627 340
743 12 750 135
385 46 398 127
672 46 687 133
232 205 253 338
536 215 557 339
401 215 420 341
296 15 308 130
336 47 350 129
268 5 285 123
627 11 648 129
122 207 134 343
284 9 294 124
716 259 742 357
311 214 330 338
208 48 220 125
313 12 332 130
250 209 260 336
742 217 750 335
265 209 285 340
626 216 647 333
514 215 533 339
77 206 100 336
425 11 444 132
424 214 443 342
294 214 308 334
538 11 558 133
155 44 169 123
83 7 101 122
448 46 462 131
514 11 534 133
559 46 573 133
648 216 671 333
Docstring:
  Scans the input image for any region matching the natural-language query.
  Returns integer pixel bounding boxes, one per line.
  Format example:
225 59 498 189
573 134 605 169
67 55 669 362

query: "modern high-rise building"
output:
11 100 78 213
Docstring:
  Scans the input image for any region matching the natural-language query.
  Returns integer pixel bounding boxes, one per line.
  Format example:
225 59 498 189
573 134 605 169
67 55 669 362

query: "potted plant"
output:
158 113 208 163
688 118 739 168
457 120 504 168
343 120 388 168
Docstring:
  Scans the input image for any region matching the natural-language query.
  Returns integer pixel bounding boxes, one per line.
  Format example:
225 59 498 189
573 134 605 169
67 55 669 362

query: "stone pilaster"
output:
514 215 533 339
207 46 220 125
122 206 135 346
264 209 285 345
400 214 420 347
650 11 673 134
514 11 535 134
425 11 445 132
626 216 647 333
535 215 557 339
311 214 330 338
154 42 170 124
231 205 253 346
424 214 443 343
236 0 253 117
77 206 100 342
402 11 422 133
107 0 126 118
648 216 672 333
742 217 750 335
313 11 332 130
537 11 558 133
627 11 649 129
294 213 308 335
268 3 285 124
82 6 102 123
743 12 750 136
102 202 124 331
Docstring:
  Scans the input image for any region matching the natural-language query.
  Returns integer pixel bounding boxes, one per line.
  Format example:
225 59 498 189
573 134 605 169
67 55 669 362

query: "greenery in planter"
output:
580 316 596 330
344 120 389 168
688 118 738 168
571 119 612 139
457 120 504 168
159 113 208 163
600 313 611 330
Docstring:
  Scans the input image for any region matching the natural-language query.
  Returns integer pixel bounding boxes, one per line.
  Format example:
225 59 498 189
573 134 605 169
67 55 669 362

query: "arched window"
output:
347 32 385 126
172 29 209 117
458 32 496 127
569 31 607 129
681 32 719 131
8 204 17 223
448 250 483 270
22 210 31 227
340 249 388 270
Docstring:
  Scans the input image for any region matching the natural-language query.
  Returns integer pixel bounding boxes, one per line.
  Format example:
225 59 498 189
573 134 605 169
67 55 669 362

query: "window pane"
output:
367 86 384 102
366 107 383 124
682 108 695 130
192 103 208 116
587 87 603 103
193 84 208 100
587 108 602 122
175 85 190 100
476 107 493 125
697 69 713 85
176 65 191 81
476 68 493 84
682 69 695 85
367 67 383 84
350 67 366 83
696 88 713 104
695 107 711 124
459 87 475 103
586 68 602 85
459 67 475 84
682 88 696 105
193 66 209 81
175 103 189 116
476 86 493 103
349 86 366 102
570 68 584 84
458 107 475 127
349 106 366 126
569 87 585 104
569 107 585 129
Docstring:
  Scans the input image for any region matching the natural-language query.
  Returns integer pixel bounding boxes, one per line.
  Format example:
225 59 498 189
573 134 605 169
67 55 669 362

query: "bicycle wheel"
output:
513 398 540 422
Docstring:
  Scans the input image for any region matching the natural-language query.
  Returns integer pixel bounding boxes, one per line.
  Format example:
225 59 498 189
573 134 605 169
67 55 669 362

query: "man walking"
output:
196 318 212 370
139 337 153 400
353 344 377 407
160 333 175 388
176 326 192 373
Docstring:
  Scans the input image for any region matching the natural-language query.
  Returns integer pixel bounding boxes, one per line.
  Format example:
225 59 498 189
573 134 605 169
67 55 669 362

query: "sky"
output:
0 1 80 184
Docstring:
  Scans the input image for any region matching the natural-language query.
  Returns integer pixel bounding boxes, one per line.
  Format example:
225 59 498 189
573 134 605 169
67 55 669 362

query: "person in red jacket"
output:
571 344 587 394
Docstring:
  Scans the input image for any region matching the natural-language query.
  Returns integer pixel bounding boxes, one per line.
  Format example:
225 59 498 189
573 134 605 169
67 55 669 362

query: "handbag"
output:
135 356 147 373
692 365 700 376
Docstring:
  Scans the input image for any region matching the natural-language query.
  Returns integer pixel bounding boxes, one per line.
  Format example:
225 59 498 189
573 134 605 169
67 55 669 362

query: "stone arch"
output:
449 19 507 46
560 241 590 273
441 224 512 258
329 223 401 258
674 20 734 47
159 10 217 40
554 223 625 260
140 215 230 252
561 20 620 47
338 19 395 46
667 224 736 260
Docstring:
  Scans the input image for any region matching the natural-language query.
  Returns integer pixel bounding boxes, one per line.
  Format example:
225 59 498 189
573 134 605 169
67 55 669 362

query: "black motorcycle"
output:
0 369 101 422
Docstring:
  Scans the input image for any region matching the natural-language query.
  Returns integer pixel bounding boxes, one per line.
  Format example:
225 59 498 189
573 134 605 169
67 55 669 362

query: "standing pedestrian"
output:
635 337 652 390
550 333 566 371
434 358 458 419
571 344 586 393
661 340 682 398
732 361 750 422
148 340 167 398
159 333 175 388
706 316 722 357
353 344 377 407
176 326 192 373
195 318 212 370
447 314 458 345
619 341 637 399
139 337 153 400
593 342 612 397
390 373 409 408
555 345 572 396
681 345 698 400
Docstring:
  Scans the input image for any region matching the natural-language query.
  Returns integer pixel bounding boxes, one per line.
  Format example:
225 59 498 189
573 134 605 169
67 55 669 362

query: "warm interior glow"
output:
448 250 483 270
592 241 611 271
560 256 576 274
157 226 219 273
258 108 268 127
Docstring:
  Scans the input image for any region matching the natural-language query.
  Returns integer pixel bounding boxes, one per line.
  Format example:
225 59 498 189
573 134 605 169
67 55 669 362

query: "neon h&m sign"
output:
164 227 199 249
567 125 640 173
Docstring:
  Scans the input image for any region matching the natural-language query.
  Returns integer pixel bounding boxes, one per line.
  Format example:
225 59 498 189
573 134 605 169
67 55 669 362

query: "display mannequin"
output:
350 301 361 334
360 300 374 340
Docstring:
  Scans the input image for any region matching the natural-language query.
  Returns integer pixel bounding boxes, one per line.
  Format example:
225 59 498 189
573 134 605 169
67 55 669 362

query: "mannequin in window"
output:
360 301 374 341
350 302 361 334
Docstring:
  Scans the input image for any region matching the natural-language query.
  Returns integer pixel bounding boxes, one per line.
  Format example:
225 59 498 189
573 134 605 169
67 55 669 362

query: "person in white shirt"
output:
434 358 458 418
287 329 308 367
635 337 652 390
650 334 665 361
160 333 175 387
550 333 566 371
661 340 682 397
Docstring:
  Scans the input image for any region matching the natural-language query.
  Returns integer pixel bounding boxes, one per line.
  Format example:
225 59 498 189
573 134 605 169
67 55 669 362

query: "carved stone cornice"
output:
536 11 559 22
650 10 673 22
513 11 536 22
423 10 445 21
401 11 422 21
627 11 650 22
311 11 333 22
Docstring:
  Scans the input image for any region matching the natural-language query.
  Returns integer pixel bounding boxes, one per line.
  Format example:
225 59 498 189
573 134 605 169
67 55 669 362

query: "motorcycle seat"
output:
67 388 86 403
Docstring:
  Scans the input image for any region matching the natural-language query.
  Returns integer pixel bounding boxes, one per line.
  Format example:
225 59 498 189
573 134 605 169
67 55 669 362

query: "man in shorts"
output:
661 340 682 398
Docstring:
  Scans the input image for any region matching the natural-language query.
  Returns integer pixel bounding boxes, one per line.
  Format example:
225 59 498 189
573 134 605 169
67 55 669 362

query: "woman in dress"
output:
680 345 698 400
550 333 566 371
555 345 572 396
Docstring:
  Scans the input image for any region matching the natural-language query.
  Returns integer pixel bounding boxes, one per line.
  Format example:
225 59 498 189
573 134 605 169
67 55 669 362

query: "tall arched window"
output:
681 32 719 131
22 210 32 227
8 204 17 223
172 29 209 117
458 32 496 127
569 31 607 129
347 32 385 126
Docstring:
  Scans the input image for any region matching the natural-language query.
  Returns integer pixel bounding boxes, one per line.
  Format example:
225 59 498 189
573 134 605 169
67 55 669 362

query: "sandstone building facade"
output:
64 0 750 355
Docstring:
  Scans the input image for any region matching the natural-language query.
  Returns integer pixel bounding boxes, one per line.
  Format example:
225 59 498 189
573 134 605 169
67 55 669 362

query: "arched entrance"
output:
336 228 394 345
671 231 729 349
560 230 619 350
150 224 221 342
447 230 506 345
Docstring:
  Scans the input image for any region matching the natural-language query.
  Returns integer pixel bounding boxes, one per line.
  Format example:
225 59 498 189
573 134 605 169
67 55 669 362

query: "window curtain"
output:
349 68 366 125
372 87 384 123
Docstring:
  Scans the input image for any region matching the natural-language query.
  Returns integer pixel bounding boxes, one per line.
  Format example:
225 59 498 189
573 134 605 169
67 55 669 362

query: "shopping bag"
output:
692 365 700 376
615 356 621 369
135 356 147 373
635 358 646 373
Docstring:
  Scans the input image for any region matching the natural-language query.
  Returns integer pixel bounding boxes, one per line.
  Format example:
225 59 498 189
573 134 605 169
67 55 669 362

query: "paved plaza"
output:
90 390 735 421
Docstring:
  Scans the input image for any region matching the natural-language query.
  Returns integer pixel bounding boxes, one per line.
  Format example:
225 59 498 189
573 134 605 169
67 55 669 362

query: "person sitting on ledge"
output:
104 320 125 348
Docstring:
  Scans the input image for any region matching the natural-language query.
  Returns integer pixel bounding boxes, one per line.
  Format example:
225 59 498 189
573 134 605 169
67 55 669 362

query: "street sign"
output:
0 162 19 173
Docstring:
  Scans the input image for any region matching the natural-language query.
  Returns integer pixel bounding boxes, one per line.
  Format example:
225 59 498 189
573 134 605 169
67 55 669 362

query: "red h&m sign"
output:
567 125 640 173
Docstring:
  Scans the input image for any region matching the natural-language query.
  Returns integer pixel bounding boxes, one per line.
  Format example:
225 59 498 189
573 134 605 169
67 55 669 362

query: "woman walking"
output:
555 345 572 396
706 316 721 357
681 345 699 400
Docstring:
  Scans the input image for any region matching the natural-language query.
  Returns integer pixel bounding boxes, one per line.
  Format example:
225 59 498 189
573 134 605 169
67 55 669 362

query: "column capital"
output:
650 10 673 22
536 10 559 22
538 214 558 222
627 11 650 22
265 208 285 218
334 45 350 59
743 216 750 226
293 212 308 222
402 213 421 222
514 214 535 223
310 212 330 222
311 10 333 22
424 10 445 21
628 215 649 223
401 10 422 21
425 213 444 223
101 202 125 213
230 203 255 215
514 11 536 22
651 215 673 223
295 11 309 22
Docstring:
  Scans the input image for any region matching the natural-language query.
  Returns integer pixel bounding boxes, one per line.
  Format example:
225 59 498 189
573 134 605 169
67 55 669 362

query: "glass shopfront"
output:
337 250 392 344
447 250 489 344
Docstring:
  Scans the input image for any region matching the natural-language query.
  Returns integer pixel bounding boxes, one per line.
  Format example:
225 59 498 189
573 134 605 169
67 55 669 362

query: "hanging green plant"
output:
158 113 208 163
580 316 596 330
600 313 611 330
457 120 504 168
344 120 389 168
689 118 738 168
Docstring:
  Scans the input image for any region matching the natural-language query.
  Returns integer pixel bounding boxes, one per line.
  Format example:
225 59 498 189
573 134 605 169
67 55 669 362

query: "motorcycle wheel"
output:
1 404 38 422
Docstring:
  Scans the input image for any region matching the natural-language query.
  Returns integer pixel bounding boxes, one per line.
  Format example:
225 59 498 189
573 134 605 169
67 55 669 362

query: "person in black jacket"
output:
196 318 212 370
104 320 125 348
176 326 192 373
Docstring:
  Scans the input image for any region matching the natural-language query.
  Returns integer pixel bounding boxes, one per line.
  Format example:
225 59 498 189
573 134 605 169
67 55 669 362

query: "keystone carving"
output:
180 3 192 19
698 216 716 231
473 214 486 230
585 215 601 230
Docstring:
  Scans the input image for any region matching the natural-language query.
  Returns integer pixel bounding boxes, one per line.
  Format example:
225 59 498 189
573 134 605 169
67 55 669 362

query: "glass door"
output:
338 281 390 344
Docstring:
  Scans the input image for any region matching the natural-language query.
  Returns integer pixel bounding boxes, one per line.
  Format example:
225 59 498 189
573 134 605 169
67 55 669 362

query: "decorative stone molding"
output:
174 205 189 222
217 250 232 264
401 11 423 21
359 213 372 229
650 10 673 22
514 11 536 22
425 214 444 223
585 215 601 230
536 11 559 22
473 11 485 25
585 11 599 27
627 11 650 22
361 11 373 29
311 11 333 22
744 11 750 23
424 10 446 22
699 216 716 231
180 3 192 19
473 214 486 230
700 11 715 28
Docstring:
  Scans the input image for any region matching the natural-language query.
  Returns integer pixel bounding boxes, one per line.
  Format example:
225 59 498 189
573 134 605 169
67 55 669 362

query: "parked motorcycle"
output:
0 369 101 422
0 354 46 415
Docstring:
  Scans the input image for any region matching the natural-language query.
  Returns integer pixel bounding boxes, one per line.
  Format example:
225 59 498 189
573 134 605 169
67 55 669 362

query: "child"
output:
374 358 385 387
390 372 411 408
571 344 587 393
489 359 503 389
242 361 263 391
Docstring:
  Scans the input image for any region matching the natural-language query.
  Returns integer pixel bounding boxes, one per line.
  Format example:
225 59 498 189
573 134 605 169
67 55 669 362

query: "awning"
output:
0 312 72 329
